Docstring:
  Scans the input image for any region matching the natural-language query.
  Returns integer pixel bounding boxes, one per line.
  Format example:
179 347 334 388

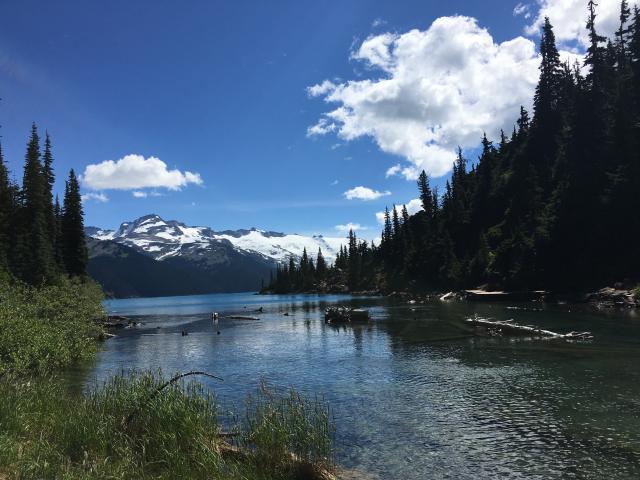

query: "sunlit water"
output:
84 293 640 479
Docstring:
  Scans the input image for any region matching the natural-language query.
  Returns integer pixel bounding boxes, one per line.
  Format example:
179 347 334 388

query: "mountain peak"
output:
86 214 346 264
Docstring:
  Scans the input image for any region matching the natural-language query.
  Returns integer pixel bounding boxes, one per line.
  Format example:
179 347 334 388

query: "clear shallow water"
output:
88 293 640 479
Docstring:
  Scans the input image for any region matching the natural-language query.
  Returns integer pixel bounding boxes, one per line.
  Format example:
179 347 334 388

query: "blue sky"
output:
0 0 619 236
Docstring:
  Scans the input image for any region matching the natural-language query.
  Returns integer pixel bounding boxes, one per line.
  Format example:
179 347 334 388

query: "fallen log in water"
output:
465 315 593 341
227 315 260 321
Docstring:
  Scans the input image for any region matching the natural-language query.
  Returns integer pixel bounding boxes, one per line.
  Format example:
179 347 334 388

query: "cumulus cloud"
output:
307 16 540 179
525 0 639 50
344 186 391 200
335 222 367 233
82 192 109 203
132 191 147 198
375 198 423 223
81 154 203 191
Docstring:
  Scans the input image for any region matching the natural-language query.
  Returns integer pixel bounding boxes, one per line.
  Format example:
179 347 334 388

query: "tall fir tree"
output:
316 248 327 279
530 17 563 195
61 169 88 276
42 131 58 266
18 123 56 284
0 142 14 270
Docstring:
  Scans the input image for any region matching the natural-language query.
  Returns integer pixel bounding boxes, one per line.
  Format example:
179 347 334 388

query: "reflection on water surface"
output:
85 293 640 479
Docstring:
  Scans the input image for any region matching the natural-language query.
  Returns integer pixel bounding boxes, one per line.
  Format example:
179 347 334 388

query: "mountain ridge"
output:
85 214 346 298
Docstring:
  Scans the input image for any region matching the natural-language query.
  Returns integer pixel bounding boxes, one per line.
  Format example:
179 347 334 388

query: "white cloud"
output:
344 185 391 200
513 3 532 19
81 154 203 191
385 164 402 177
306 117 337 137
132 191 147 198
307 80 337 97
308 16 540 179
335 222 368 233
375 198 423 223
372 18 387 28
330 179 339 186
526 0 639 50
82 192 108 203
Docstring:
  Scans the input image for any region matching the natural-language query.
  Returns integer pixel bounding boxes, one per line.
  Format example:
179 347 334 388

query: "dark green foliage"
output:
62 169 88 276
1 125 89 285
0 143 15 270
42 132 58 264
268 5 639 294
15 124 57 284
0 278 104 375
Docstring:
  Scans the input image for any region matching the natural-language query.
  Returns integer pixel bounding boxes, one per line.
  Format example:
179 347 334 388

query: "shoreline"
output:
259 286 640 309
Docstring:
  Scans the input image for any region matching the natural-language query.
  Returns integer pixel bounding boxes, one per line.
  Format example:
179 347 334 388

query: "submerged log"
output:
227 315 260 321
462 290 548 302
465 315 592 341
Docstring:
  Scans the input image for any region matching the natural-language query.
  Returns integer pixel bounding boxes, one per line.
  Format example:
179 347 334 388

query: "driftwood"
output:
217 442 337 480
227 315 260 320
465 315 593 341
124 371 223 425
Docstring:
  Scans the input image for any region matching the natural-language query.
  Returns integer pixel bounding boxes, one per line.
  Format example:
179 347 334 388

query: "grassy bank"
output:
0 278 335 479
0 371 334 479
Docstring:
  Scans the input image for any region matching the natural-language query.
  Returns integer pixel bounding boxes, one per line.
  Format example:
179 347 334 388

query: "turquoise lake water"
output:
88 292 640 479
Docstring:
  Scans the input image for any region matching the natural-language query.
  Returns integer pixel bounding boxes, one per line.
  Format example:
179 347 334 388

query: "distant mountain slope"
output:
87 214 344 263
85 214 345 298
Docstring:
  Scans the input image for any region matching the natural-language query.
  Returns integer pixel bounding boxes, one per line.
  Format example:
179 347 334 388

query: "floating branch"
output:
465 315 593 341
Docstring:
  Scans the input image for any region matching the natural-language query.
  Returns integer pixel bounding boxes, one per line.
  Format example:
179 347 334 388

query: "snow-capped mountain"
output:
86 214 345 264
85 214 347 297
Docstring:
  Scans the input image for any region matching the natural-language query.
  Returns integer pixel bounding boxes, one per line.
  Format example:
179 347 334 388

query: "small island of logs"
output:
325 307 369 324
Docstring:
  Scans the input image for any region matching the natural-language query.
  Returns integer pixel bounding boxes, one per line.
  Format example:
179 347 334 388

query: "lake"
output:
87 293 640 479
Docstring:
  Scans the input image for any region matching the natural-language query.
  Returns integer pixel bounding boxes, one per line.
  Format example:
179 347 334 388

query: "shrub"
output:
0 277 104 375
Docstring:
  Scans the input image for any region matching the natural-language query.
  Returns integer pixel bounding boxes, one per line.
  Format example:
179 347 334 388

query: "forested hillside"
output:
268 2 640 293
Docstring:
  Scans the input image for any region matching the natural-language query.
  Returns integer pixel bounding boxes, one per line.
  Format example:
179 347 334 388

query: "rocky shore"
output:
392 286 640 309
263 284 639 309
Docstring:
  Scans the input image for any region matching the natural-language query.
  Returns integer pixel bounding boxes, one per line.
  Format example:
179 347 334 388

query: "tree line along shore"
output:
266 3 640 298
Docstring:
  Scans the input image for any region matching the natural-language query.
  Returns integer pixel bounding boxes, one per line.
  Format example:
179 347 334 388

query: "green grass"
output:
633 286 640 300
0 277 335 479
0 370 335 479
0 277 105 375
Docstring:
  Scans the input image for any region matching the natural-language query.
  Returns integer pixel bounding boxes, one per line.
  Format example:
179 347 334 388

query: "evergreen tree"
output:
42 132 58 263
61 169 88 276
18 123 56 284
53 194 64 267
530 17 563 195
0 143 13 269
316 248 327 278
417 170 434 218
